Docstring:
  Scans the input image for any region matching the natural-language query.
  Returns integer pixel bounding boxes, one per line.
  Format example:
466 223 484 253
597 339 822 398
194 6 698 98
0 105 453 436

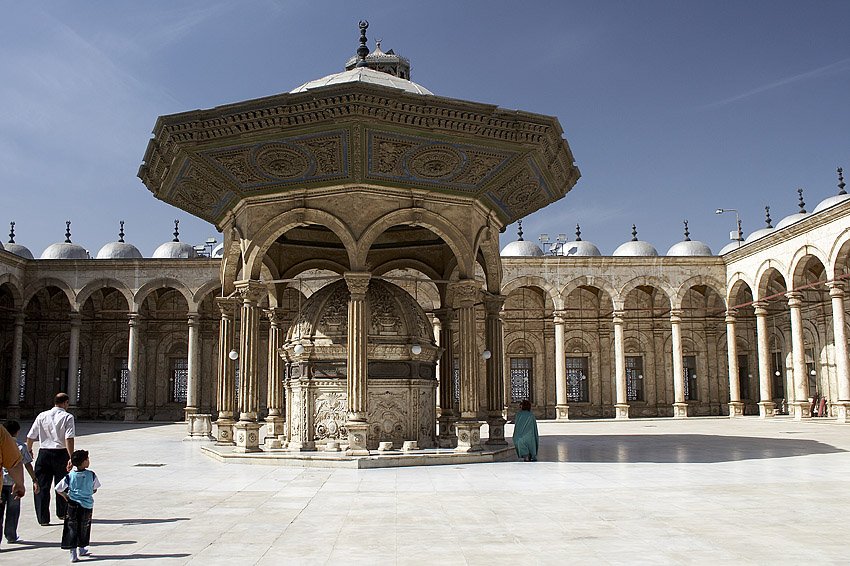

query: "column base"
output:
123 406 138 422
184 414 214 441
233 421 263 453
790 401 811 420
758 401 776 418
832 401 850 423
485 416 508 446
438 415 458 448
455 421 483 452
672 403 689 418
183 406 198 423
555 404 570 421
346 422 370 456
265 415 286 438
728 401 745 418
287 440 316 452
214 418 236 446
614 404 630 419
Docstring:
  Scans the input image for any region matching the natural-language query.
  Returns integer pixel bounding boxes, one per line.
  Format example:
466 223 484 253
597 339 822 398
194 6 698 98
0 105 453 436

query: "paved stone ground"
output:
2 417 848 565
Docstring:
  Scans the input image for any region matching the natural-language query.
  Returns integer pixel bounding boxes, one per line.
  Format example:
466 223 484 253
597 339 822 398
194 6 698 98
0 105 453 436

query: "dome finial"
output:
631 224 638 241
517 219 524 241
119 220 125 243
65 220 72 243
173 219 180 242
8 221 15 244
764 206 773 228
797 188 806 213
838 167 846 195
683 220 690 241
356 20 370 68
736 218 743 241
575 224 582 242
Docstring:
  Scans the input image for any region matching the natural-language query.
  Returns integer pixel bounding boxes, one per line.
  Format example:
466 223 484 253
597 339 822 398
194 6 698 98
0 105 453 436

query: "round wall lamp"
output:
411 344 422 355
228 349 238 360
294 344 305 355
482 349 491 360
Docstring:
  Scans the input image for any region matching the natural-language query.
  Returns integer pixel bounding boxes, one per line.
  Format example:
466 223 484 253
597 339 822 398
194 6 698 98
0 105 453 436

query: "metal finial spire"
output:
764 206 773 228
173 219 180 242
517 219 524 241
575 224 582 242
376 38 382 51
736 219 743 241
65 221 72 243
797 188 806 213
8 221 15 244
356 21 370 68
118 221 125 243
838 167 846 195
631 224 638 241
683 220 690 241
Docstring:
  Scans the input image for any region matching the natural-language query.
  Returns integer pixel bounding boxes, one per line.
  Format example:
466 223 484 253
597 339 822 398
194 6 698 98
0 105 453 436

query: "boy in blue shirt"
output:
1 420 40 547
55 450 100 562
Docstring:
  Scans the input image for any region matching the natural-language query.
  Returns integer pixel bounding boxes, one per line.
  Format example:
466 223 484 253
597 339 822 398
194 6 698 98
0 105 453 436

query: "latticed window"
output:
565 357 588 402
770 351 784 399
171 358 188 403
452 357 459 404
805 348 817 397
115 358 129 403
510 357 532 403
18 358 26 403
234 360 240 405
625 356 643 401
737 354 750 399
684 355 697 401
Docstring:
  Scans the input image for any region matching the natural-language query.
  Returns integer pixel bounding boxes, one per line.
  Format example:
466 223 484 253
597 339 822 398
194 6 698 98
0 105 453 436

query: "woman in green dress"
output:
512 399 539 461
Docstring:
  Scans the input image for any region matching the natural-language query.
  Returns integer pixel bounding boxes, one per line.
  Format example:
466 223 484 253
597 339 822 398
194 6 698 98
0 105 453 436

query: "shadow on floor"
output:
534 434 846 463
92 517 189 525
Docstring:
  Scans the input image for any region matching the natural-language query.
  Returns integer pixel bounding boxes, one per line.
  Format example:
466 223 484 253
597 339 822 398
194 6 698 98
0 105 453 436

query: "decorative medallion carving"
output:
487 159 552 218
405 144 464 180
369 283 401 335
368 391 407 440
314 392 347 439
253 143 312 179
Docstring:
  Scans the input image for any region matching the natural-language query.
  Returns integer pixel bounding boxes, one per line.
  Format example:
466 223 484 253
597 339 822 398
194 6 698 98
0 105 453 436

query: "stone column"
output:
344 272 371 456
234 281 264 453
828 283 850 422
214 298 237 444
484 294 507 446
726 310 744 417
453 279 483 452
436 309 457 447
6 313 24 418
787 292 810 419
753 302 776 418
265 307 287 448
67 312 81 409
613 310 629 419
124 313 140 421
184 313 200 421
554 310 568 420
670 309 688 418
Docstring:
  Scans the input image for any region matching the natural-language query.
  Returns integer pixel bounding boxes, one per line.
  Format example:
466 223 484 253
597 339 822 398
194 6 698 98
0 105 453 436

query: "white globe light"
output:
482 349 491 360
411 344 422 355
228 349 238 360
294 344 305 355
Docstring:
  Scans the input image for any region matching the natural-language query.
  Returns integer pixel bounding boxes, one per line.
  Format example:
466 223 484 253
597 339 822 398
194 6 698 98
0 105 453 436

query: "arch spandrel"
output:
674 275 727 310
23 278 76 311
788 245 829 288
133 278 195 312
617 276 675 309
75 278 134 312
193 279 224 308
560 276 617 310
501 275 561 310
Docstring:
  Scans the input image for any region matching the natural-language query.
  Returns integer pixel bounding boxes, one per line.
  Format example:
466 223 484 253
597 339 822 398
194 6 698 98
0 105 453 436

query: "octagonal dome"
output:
41 242 88 260
97 241 143 259
291 67 433 96
4 242 33 260
286 279 436 354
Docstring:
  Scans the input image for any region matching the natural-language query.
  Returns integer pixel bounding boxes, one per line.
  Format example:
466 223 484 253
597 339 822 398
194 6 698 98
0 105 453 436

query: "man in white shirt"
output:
26 393 75 526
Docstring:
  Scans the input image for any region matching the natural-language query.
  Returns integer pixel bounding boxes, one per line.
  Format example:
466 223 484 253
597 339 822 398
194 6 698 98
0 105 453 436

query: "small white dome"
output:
153 241 196 259
211 243 224 258
775 212 809 230
560 240 601 257
745 227 775 243
290 67 433 96
719 240 744 255
4 242 34 260
97 241 143 259
813 194 850 213
41 242 89 260
501 239 544 257
667 240 712 256
613 240 658 257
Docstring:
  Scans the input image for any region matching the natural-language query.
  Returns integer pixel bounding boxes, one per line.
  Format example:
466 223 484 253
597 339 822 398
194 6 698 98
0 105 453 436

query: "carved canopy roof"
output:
138 81 581 227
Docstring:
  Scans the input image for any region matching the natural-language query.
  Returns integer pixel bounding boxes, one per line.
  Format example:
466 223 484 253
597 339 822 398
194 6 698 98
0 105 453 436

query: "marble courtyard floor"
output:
2 417 848 565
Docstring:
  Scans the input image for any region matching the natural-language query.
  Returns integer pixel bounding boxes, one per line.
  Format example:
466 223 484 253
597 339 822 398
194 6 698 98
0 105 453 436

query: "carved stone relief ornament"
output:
314 391 348 440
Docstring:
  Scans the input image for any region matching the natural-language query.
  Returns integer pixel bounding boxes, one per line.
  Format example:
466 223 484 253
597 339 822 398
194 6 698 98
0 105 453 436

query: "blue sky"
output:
1 1 848 258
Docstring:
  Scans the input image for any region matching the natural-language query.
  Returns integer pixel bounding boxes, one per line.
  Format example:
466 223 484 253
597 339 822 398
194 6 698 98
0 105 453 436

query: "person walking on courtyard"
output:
1 420 39 546
512 399 539 462
55 450 100 562
0 425 25 551
26 393 76 526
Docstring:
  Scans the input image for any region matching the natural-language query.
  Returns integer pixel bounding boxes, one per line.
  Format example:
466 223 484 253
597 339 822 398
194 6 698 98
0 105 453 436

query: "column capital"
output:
725 309 738 323
612 310 625 325
482 293 506 315
13 312 25 326
785 292 803 308
553 309 567 325
450 279 480 308
343 271 371 298
188 312 200 326
828 281 846 297
753 301 770 316
433 307 454 327
216 297 237 318
69 311 81 326
265 306 289 327
670 308 683 323
235 280 266 304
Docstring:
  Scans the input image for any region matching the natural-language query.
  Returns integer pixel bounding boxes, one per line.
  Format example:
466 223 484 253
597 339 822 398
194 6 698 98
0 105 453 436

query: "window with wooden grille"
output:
565 356 588 402
510 357 532 403
625 356 643 401
684 355 697 401
115 358 129 403
171 358 188 403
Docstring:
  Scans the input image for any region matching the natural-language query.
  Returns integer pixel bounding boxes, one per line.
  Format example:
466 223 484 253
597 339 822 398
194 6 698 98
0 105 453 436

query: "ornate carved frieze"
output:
368 390 408 440
314 391 347 440
486 158 553 219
